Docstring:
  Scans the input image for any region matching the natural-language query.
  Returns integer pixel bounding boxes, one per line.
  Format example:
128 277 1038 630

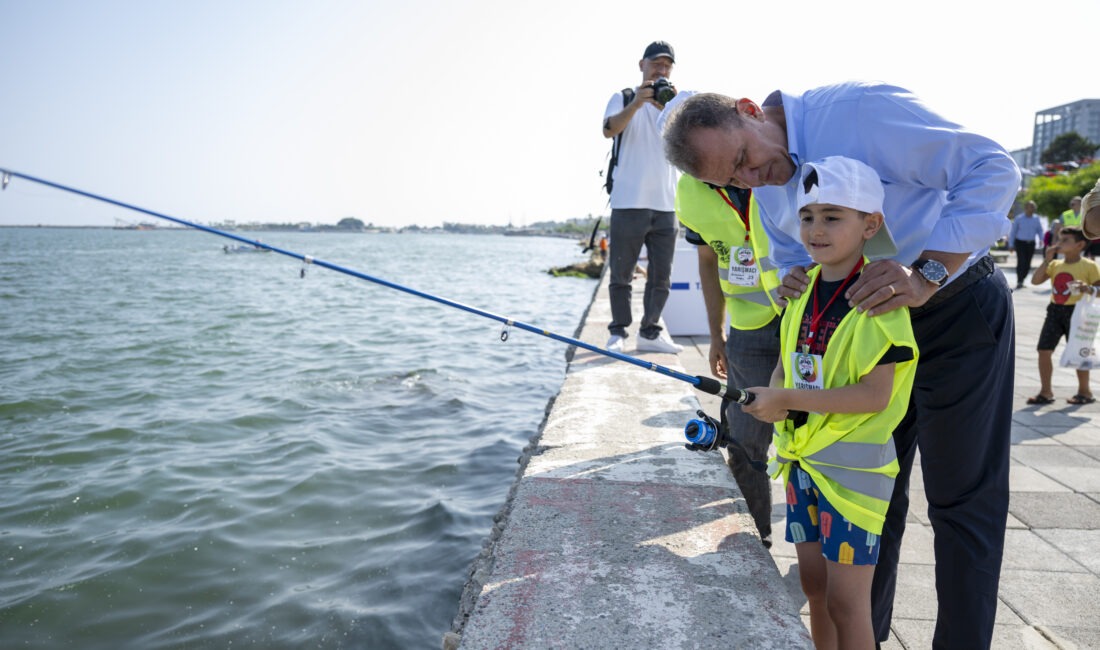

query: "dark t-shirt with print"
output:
786 273 914 428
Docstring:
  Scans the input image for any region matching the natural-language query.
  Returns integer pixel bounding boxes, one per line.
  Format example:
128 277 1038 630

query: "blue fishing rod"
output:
0 166 765 461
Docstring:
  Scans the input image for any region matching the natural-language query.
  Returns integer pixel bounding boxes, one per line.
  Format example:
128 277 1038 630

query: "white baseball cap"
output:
797 156 898 261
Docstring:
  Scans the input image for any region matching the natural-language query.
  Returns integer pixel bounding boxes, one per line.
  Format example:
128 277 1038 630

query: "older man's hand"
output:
846 259 937 316
777 266 812 307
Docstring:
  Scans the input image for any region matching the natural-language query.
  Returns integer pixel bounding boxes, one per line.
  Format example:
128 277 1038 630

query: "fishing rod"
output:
0 167 746 404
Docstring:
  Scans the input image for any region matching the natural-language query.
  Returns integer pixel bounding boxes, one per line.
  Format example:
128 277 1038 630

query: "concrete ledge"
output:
449 273 810 649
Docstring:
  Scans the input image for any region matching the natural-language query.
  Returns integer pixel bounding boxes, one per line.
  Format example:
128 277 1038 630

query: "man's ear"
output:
736 98 764 121
864 212 885 240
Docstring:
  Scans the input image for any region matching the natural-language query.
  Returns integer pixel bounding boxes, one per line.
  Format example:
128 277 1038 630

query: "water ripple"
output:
0 228 596 649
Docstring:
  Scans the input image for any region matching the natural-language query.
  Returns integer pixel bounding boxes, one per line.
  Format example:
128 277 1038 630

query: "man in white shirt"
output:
601 41 681 354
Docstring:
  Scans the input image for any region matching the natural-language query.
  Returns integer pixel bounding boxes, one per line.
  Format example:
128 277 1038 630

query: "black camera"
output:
650 77 677 106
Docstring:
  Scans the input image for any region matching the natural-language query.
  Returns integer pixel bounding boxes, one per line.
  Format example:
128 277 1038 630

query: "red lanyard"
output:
806 258 864 350
714 187 752 243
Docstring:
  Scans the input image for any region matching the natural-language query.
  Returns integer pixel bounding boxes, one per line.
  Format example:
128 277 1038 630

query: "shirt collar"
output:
763 89 802 168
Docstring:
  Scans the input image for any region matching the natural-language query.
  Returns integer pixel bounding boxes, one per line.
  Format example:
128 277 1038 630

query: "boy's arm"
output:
744 363 896 421
1032 246 1057 284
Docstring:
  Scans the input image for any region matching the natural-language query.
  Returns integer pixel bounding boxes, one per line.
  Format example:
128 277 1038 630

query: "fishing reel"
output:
683 390 768 473
683 409 728 452
684 386 755 452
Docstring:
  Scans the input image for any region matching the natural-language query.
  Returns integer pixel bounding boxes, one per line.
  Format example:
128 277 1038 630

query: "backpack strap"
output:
610 88 635 161
604 88 636 195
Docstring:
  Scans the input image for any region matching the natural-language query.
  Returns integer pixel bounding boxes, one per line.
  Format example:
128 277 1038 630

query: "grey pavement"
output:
674 255 1100 649
453 273 811 648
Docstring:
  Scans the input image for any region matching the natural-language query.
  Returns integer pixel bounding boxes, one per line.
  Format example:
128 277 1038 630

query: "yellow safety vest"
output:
1062 208 1082 228
674 176 783 330
770 263 918 535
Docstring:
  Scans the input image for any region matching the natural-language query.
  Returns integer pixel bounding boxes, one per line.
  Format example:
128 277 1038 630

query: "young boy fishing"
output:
1027 227 1100 405
742 157 918 650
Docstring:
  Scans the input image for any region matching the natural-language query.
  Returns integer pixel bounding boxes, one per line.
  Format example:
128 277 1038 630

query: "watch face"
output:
918 260 948 284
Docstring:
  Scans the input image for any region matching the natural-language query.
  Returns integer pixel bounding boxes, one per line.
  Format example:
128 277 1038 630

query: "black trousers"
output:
871 267 1014 649
1014 239 1036 286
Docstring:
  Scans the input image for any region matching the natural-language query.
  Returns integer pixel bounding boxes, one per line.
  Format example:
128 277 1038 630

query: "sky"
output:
0 0 1094 228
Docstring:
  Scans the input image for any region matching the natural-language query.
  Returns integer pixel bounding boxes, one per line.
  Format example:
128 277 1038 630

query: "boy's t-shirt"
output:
787 275 914 428
1046 258 1100 306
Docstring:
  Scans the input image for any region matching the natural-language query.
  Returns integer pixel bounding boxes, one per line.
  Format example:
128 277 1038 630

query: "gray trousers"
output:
724 318 781 540
607 209 678 339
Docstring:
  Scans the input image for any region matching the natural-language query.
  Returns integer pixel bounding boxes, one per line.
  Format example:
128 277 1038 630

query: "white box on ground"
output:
663 241 712 336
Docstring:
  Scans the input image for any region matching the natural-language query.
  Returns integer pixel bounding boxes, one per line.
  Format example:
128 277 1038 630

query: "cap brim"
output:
864 218 898 261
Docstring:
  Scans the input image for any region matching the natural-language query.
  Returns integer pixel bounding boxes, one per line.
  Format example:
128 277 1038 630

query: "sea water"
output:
0 228 597 649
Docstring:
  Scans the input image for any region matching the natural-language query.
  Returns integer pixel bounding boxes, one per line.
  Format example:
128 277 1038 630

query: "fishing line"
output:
0 167 742 401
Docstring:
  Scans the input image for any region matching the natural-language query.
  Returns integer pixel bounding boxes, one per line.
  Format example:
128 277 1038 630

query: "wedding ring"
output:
888 285 896 296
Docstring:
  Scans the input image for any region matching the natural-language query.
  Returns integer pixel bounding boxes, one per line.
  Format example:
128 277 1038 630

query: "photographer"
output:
600 41 681 355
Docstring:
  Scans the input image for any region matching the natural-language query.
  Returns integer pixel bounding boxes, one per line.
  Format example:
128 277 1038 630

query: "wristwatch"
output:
912 258 949 287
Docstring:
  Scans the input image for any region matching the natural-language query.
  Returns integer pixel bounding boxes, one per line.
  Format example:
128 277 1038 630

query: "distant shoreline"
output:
0 224 587 239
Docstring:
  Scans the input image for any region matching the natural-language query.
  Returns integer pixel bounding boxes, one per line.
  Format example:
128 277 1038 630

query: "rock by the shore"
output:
548 252 604 279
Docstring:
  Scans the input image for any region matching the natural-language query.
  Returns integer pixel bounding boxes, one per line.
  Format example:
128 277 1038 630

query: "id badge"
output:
791 351 824 391
727 246 759 287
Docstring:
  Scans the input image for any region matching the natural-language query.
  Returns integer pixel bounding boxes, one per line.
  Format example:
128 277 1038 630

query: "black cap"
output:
642 41 675 63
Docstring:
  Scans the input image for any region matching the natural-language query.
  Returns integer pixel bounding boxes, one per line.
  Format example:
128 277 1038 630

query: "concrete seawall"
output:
447 271 810 649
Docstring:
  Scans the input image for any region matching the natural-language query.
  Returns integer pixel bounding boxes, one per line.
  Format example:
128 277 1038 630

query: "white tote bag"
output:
1060 294 1100 369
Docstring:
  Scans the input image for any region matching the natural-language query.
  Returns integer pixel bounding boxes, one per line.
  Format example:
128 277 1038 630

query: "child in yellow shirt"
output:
1028 227 1100 405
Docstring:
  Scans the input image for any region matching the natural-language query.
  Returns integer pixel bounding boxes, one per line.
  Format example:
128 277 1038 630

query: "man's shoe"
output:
636 331 683 354
606 334 625 353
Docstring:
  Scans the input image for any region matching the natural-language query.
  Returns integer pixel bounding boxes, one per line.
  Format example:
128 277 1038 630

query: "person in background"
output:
1027 227 1100 406
1043 219 1062 253
662 83 1019 649
1061 195 1083 228
743 157 917 650
675 174 783 547
1008 200 1045 289
1082 179 1100 241
601 40 681 355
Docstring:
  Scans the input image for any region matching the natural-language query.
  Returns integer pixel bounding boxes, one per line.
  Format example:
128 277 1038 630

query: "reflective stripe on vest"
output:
806 439 899 470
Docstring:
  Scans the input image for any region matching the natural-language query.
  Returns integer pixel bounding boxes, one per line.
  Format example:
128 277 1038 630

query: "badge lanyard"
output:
804 258 865 353
714 187 752 244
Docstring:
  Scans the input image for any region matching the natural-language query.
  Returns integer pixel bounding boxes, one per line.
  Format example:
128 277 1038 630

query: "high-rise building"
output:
1028 99 1100 168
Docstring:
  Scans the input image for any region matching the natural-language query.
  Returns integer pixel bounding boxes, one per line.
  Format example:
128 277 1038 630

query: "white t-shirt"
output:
603 92 678 211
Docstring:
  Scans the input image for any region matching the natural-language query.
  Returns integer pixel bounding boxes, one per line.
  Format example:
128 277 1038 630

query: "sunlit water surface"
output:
0 228 597 649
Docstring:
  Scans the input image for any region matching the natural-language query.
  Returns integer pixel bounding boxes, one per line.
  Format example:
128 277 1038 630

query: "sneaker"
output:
606 334 625 353
636 331 683 354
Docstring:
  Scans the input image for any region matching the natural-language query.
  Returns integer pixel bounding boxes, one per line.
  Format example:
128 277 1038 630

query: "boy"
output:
742 157 917 650
1027 227 1100 405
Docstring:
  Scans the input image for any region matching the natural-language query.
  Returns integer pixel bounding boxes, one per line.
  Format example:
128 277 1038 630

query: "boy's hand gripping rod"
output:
0 167 757 402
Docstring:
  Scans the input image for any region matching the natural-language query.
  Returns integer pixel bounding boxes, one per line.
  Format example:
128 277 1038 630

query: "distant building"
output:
1009 147 1030 170
1028 99 1100 168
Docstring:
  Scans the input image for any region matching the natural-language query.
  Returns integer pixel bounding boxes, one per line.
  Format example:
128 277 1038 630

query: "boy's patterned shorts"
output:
784 465 882 565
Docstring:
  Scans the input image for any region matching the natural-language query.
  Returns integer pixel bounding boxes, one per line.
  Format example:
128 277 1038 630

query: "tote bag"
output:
1060 294 1100 369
